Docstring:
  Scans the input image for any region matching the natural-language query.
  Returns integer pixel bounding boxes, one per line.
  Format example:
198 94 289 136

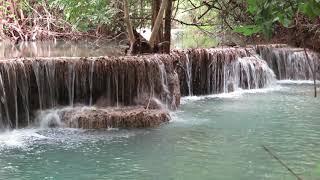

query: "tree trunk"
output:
123 0 171 55
123 0 135 46
151 0 163 46
149 0 169 48
163 0 173 53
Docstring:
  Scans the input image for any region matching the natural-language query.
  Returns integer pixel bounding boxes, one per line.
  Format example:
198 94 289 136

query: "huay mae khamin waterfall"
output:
0 44 318 129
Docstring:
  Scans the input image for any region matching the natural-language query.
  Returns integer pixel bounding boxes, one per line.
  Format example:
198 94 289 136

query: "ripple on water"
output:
0 83 320 180
0 128 140 152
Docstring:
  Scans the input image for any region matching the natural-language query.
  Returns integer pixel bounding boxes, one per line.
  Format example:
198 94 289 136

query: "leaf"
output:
299 0 320 19
310 0 320 16
281 17 292 28
234 25 262 36
247 0 258 14
274 15 292 27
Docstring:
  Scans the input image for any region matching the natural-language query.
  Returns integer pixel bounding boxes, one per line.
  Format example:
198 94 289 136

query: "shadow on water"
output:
0 40 125 59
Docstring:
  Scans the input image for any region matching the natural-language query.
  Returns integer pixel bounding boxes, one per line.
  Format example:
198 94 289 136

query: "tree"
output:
123 0 173 54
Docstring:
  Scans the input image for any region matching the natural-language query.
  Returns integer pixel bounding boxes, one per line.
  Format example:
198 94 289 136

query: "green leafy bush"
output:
48 0 117 31
234 0 320 37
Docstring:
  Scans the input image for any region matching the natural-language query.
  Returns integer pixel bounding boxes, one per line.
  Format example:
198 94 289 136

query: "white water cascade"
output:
178 48 277 96
256 45 320 80
185 54 192 96
0 45 315 130
224 56 276 93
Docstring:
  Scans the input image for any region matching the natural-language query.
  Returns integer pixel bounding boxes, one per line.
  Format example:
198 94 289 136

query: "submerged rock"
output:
61 106 170 129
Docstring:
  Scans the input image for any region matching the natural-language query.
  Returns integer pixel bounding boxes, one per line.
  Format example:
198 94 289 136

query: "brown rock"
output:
61 106 170 129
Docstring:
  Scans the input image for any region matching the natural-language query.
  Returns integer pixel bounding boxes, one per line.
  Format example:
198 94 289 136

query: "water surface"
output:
0 83 320 180
0 41 124 60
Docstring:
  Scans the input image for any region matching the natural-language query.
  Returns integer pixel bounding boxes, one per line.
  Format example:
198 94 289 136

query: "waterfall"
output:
185 54 192 96
4 63 18 128
158 62 169 107
45 60 57 108
256 45 320 80
89 59 96 106
16 60 30 126
177 48 276 96
1 45 314 129
0 55 180 129
0 73 11 128
67 62 76 107
32 61 43 110
224 57 276 93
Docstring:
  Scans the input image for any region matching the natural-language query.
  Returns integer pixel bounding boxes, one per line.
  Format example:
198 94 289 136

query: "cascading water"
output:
4 63 18 128
185 54 192 96
16 61 30 126
35 108 65 128
0 73 11 128
224 56 276 93
256 45 320 80
89 59 96 106
67 62 76 107
177 48 276 96
158 62 169 107
45 60 57 108
32 61 44 110
0 45 315 129
0 55 180 129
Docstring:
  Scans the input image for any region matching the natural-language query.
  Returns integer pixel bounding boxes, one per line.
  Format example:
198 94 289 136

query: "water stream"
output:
0 42 319 179
0 82 319 179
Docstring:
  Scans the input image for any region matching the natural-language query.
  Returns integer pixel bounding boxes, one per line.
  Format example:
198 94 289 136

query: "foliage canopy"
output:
234 0 320 37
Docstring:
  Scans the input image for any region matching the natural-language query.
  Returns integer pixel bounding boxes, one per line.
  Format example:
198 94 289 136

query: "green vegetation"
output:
48 0 117 31
175 26 218 48
0 0 319 51
234 0 320 37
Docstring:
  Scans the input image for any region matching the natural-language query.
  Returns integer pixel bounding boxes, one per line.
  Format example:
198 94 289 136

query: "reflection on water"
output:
0 29 220 58
0 40 125 59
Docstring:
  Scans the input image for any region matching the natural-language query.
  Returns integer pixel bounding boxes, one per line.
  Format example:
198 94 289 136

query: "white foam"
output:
169 111 183 122
0 126 136 151
181 86 283 104
277 80 319 85
33 106 97 128
0 129 47 149
169 111 201 124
